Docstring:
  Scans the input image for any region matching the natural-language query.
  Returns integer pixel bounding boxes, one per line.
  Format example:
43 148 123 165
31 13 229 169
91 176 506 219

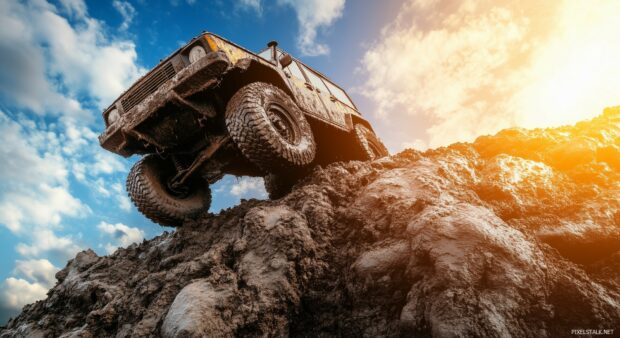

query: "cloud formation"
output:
359 0 620 149
0 0 144 114
0 259 59 322
0 0 143 319
237 0 345 56
277 0 345 56
237 0 262 15
0 112 87 233
16 230 82 261
229 177 267 198
113 0 137 31
98 222 145 254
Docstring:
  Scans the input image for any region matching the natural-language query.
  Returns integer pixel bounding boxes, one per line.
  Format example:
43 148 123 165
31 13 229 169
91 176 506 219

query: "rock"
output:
162 279 234 337
1 108 619 337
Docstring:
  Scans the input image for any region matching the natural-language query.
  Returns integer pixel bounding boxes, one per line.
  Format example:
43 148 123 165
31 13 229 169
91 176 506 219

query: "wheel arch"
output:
216 58 295 106
350 114 374 133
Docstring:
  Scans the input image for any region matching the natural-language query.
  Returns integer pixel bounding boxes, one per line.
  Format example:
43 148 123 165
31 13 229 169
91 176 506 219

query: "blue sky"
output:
2 0 620 324
0 0 410 323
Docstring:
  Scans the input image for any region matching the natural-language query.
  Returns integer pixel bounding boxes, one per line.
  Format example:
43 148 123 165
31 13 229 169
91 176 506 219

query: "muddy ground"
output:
2 108 619 337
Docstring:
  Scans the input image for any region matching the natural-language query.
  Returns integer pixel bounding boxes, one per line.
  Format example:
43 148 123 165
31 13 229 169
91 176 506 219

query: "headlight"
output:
189 45 206 63
107 108 120 125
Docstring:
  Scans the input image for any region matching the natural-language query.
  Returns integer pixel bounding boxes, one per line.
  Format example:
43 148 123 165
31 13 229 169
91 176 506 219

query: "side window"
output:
301 65 330 93
257 48 272 60
323 80 355 108
283 61 306 80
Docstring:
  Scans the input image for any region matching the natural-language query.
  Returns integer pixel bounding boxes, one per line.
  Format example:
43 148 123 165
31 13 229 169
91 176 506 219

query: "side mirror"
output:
279 54 293 68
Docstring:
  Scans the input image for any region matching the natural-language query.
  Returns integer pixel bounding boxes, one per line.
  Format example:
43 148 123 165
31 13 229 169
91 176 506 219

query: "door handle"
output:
304 82 313 90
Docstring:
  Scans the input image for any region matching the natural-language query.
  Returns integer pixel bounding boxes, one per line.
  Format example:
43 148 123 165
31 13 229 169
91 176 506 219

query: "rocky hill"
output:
2 108 619 337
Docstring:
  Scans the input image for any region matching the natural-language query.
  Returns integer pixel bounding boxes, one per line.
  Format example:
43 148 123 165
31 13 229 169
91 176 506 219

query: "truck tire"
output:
263 173 296 199
225 82 316 173
127 155 211 227
354 124 389 161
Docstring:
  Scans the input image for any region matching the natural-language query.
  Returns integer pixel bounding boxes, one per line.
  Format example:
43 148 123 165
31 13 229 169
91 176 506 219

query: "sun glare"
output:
515 2 620 129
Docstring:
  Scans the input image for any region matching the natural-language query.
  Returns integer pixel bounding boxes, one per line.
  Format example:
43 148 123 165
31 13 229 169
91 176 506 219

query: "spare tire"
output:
126 155 211 227
354 124 389 161
225 82 316 173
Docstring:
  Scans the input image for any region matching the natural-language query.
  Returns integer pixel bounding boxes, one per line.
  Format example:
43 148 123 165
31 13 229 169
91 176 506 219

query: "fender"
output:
215 58 295 105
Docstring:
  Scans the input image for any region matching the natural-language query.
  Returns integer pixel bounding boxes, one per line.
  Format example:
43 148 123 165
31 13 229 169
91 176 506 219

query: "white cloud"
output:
113 0 137 31
0 184 88 233
237 0 262 15
91 151 127 176
58 0 87 18
118 195 133 212
229 177 267 198
0 258 58 315
14 259 58 287
359 0 527 148
0 258 59 313
112 183 132 212
60 120 98 156
0 1 145 319
359 0 620 149
234 0 345 56
0 112 88 233
16 230 82 261
276 0 345 56
97 222 144 254
93 178 112 197
0 113 68 188
0 0 145 114
0 278 49 310
0 0 82 116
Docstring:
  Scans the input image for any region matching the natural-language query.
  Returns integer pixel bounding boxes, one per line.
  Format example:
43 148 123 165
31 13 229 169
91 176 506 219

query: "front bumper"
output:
99 51 230 156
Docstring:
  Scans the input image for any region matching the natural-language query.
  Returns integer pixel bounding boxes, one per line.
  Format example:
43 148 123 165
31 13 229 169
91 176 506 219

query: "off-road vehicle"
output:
99 32 388 227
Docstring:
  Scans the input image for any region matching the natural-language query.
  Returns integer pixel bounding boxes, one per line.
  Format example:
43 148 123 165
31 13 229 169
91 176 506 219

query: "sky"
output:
1 0 620 324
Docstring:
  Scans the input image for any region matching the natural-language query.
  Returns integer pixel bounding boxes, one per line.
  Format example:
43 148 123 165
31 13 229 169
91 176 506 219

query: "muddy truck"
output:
99 32 388 227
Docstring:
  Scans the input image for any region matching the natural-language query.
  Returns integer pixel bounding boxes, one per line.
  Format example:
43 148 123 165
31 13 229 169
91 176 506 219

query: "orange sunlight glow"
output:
514 1 620 129
360 0 620 150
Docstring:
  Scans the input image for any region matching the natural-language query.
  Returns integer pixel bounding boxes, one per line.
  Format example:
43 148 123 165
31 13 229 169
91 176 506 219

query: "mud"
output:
2 108 619 337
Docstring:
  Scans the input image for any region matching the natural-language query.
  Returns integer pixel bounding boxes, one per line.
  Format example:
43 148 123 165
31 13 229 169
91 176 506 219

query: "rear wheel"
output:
127 155 211 227
354 124 389 161
225 82 316 173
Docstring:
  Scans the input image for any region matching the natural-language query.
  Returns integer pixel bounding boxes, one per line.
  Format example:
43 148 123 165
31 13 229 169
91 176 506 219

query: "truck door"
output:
298 64 348 129
281 60 333 125
322 78 361 127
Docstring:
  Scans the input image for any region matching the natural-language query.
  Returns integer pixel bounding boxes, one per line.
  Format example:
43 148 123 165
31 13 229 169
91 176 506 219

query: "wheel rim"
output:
155 161 193 199
266 103 301 145
127 155 211 227
166 179 191 198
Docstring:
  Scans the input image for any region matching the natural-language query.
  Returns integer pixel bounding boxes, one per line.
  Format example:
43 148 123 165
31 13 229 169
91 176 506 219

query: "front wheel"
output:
126 155 211 227
225 82 316 173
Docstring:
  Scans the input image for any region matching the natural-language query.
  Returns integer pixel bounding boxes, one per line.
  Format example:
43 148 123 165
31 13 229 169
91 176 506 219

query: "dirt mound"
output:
2 108 619 337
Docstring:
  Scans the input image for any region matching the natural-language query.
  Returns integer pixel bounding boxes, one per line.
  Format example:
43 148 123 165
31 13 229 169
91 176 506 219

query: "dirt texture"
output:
2 108 619 337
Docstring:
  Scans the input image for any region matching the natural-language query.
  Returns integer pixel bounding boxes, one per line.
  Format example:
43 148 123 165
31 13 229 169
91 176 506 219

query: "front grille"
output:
121 62 176 112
